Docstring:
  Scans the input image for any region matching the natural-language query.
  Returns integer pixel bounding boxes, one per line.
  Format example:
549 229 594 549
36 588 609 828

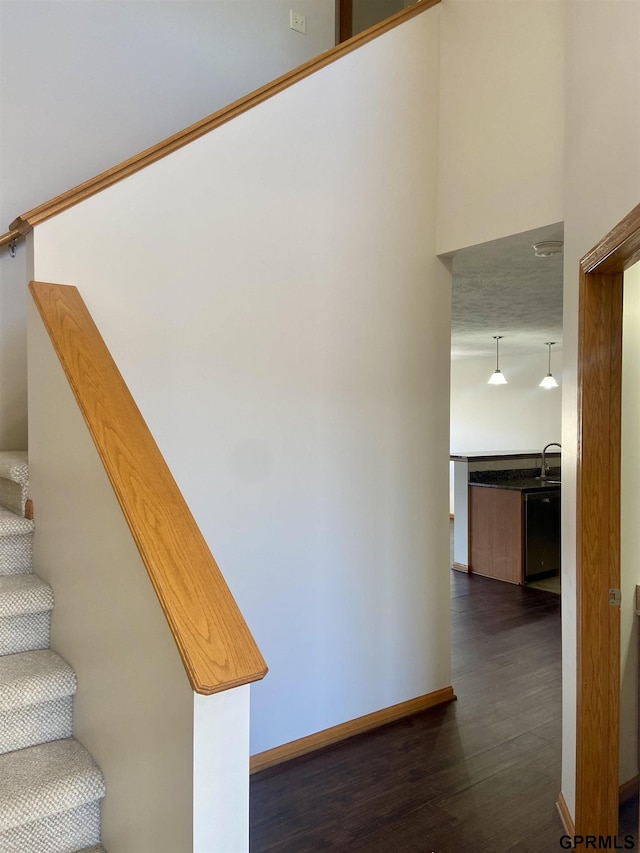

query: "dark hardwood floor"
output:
250 561 637 851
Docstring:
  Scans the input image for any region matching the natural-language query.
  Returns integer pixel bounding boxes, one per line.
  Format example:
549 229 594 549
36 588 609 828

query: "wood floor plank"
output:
250 534 637 851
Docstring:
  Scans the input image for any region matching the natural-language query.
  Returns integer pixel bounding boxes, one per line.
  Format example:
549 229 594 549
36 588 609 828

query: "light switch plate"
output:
290 10 306 34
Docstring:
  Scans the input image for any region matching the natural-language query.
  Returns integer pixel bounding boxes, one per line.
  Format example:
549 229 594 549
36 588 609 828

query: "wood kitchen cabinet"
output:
468 485 524 584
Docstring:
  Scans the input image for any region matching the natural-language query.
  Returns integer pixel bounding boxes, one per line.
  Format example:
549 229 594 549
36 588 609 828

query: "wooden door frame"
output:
575 202 640 835
336 0 352 43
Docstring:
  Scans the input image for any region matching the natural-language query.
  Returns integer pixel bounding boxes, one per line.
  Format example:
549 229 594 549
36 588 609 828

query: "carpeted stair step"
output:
0 454 106 848
0 451 29 517
0 506 34 575
0 649 77 753
0 737 106 853
0 574 53 656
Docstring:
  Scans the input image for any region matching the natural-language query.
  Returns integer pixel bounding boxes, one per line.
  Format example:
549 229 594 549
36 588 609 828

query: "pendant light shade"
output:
488 336 508 385
539 342 559 388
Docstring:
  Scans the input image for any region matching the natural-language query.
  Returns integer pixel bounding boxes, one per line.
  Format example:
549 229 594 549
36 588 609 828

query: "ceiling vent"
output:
533 241 563 257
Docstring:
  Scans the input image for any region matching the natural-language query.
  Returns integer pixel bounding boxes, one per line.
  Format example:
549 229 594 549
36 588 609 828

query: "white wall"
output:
621 261 640 786
562 0 640 812
30 9 451 755
450 352 563 512
451 352 563 451
28 299 253 852
0 0 335 448
193 687 251 852
437 0 564 255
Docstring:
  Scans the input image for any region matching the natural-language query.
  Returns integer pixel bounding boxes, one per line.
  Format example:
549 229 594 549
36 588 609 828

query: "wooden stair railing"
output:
30 280 268 695
0 229 22 251
9 0 439 236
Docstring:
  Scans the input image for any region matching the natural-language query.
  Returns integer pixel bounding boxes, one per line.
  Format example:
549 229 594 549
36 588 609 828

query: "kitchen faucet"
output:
540 442 562 480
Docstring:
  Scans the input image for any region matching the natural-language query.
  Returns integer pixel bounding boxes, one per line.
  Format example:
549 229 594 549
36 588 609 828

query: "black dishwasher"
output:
524 490 561 580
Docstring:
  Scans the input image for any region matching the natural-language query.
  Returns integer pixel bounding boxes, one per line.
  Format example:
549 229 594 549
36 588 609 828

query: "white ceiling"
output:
450 222 564 360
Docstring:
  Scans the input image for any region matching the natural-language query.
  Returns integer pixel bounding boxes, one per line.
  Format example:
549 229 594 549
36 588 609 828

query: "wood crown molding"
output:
29 281 268 695
250 686 455 773
10 0 440 235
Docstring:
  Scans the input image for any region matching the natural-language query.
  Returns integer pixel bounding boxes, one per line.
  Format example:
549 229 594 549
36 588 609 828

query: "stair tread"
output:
0 506 33 538
0 452 28 488
0 574 53 618
0 737 105 832
0 649 76 710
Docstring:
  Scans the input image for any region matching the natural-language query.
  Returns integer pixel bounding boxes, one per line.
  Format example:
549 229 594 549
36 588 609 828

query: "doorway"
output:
335 0 408 43
575 202 640 835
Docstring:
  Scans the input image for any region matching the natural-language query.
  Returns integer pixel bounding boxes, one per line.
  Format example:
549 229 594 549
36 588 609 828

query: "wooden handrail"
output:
30 280 268 695
10 0 439 234
0 229 22 249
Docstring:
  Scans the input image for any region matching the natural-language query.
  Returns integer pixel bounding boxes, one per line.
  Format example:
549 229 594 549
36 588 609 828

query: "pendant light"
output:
539 342 559 388
488 335 508 385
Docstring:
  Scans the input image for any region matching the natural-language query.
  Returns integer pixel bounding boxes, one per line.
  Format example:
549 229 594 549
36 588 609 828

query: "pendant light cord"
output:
494 335 502 371
546 341 555 374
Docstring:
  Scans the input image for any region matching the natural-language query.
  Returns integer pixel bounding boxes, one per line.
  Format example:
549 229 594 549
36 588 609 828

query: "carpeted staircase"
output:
0 452 106 853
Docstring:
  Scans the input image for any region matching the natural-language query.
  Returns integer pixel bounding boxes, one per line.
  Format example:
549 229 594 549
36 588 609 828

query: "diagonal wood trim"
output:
557 778 638 839
29 280 268 695
0 229 22 249
581 202 640 274
10 0 439 235
560 781 640 843
250 686 456 773
556 791 575 836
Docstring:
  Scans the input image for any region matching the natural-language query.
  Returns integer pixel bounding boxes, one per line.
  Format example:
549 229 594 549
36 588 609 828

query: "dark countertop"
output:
450 451 560 463
469 468 561 493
